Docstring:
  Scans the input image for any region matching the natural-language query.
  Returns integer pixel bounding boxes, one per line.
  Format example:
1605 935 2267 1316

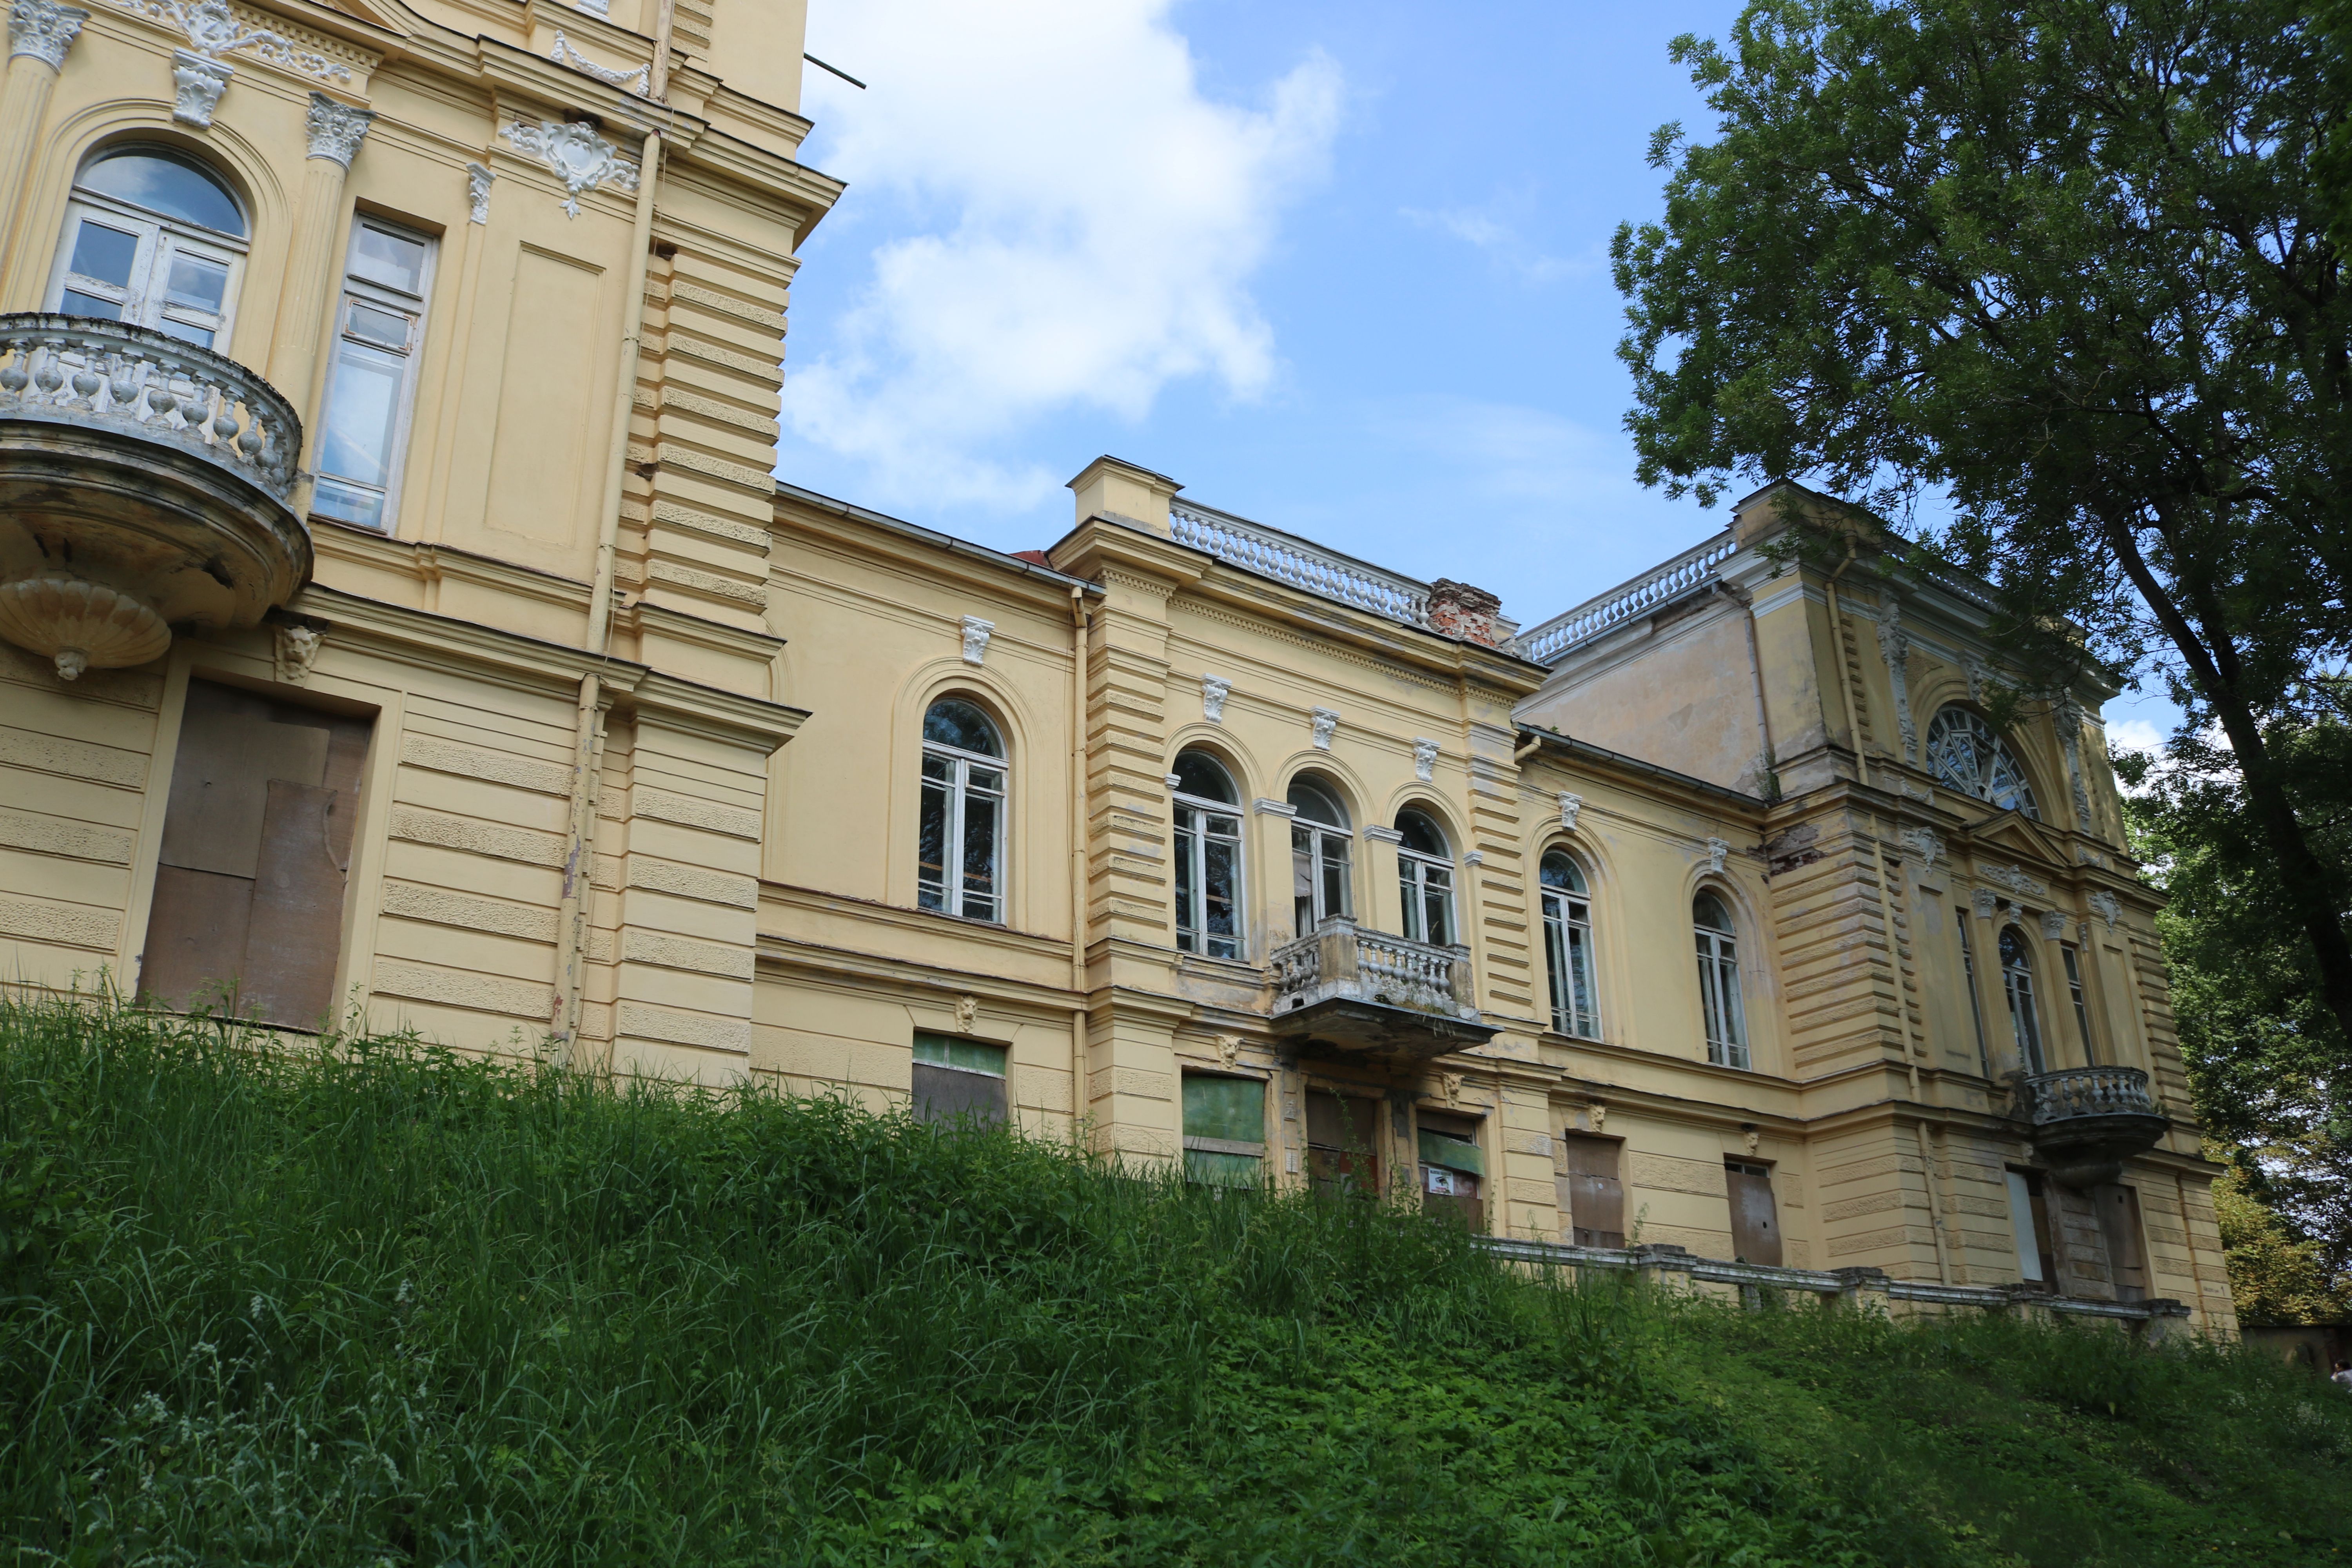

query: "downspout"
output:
1068 583 1090 1146
551 0 677 1068
1822 539 1866 790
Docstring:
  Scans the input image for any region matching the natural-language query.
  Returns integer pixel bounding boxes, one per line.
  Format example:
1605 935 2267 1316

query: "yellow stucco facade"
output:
0 0 2236 1334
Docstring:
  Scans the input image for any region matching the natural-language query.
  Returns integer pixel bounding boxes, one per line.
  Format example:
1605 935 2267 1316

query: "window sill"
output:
1172 951 1266 982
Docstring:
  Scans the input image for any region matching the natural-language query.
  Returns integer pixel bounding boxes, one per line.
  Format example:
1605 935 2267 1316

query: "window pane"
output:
1172 750 1236 803
1398 863 1421 942
960 789 998 919
914 1031 1005 1076
1184 1074 1263 1143
309 476 384 529
344 300 411 350
1397 810 1446 858
59 288 123 321
1292 825 1315 933
152 318 212 348
923 699 1002 757
80 148 244 235
349 225 426 294
163 253 228 314
1184 1149 1260 1187
67 221 138 288
1566 922 1595 1033
1203 831 1239 956
317 338 404 489
966 766 1004 798
918 776 948 910
1321 835 1349 920
1174 814 1198 951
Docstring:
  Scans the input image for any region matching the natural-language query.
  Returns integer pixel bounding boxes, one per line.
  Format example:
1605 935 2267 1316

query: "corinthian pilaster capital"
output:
9 0 88 70
304 91 374 167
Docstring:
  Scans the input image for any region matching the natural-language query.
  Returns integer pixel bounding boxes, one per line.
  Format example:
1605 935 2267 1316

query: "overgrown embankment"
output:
0 1001 2345 1566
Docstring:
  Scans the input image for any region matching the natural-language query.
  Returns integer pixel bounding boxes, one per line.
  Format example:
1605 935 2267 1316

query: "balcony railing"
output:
0 313 307 678
2018 1065 2159 1125
1171 500 1436 630
0 314 301 500
1512 530 1739 666
1272 917 1479 1022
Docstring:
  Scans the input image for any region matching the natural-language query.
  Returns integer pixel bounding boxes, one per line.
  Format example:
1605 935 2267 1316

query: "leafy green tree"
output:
1614 0 2352 1050
2122 707 2352 1316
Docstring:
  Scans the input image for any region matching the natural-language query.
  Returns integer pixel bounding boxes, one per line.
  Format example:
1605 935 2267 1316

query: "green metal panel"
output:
913 1031 1005 1076
1418 1129 1485 1176
1183 1073 1265 1145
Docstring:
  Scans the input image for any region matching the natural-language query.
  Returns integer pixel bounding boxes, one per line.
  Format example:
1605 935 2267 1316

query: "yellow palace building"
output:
0 0 2235 1332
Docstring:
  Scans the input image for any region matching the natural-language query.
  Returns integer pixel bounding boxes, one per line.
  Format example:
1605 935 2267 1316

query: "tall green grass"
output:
0 998 2345 1566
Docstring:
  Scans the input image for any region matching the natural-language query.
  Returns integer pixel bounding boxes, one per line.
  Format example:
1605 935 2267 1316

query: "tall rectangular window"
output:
311 218 434 532
1555 1132 1624 1247
2006 1168 2060 1288
140 681 370 1028
912 1032 1007 1126
1957 917 1991 1076
2062 943 2096 1065
1181 1073 1265 1186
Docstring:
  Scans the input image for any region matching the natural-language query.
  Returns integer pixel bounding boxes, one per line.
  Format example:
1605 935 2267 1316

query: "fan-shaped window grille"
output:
1924 707 2040 818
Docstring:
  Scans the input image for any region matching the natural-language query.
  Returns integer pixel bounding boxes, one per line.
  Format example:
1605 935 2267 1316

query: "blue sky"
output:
781 0 2178 748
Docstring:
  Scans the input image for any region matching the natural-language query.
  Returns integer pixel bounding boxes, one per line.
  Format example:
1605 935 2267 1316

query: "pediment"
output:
1963 809 2067 874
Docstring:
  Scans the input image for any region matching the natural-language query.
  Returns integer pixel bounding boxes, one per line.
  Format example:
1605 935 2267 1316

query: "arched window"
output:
2000 926 2047 1074
1924 706 2040 818
1395 808 1455 947
919 698 1004 922
1172 750 1242 959
1541 853 1599 1038
1694 890 1749 1069
49 145 247 348
1288 775 1351 936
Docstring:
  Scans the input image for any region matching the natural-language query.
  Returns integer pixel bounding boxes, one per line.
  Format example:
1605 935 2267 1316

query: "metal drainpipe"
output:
552 0 678 1066
1067 583 1090 1146
1823 540 1867 790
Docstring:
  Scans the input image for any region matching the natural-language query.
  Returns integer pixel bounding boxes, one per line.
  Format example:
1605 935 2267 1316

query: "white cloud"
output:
1399 200 1599 283
782 0 1342 509
2105 717 2167 758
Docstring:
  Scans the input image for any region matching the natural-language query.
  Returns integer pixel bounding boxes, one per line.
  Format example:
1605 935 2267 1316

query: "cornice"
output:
755 931 1081 1012
760 883 1074 962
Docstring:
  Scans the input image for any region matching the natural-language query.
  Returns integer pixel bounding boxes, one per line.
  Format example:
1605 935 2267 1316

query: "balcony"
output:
0 314 308 680
1269 916 1498 1065
2016 1065 2170 1187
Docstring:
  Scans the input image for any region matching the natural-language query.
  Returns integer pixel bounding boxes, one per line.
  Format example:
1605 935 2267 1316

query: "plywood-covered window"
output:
139 681 369 1028
1556 1132 1625 1247
1181 1072 1265 1186
912 1031 1007 1126
1724 1157 1783 1266
1305 1088 1379 1198
1418 1109 1485 1230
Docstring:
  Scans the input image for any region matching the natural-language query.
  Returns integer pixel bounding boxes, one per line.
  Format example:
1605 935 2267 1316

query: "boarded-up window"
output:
1557 1133 1625 1247
1724 1158 1783 1266
1182 1073 1265 1186
2007 1168 2062 1289
1417 1110 1484 1230
2092 1182 2148 1303
140 680 369 1028
912 1032 1007 1126
1305 1089 1380 1198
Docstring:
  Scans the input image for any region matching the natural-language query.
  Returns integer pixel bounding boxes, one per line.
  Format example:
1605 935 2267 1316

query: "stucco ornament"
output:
1744 1128 1761 1156
1898 825 1944 870
955 995 978 1033
465 161 494 224
1412 737 1438 782
2056 696 2094 827
1215 1034 1240 1070
1442 1071 1463 1105
548 28 650 92
2088 889 2122 930
1972 887 1999 921
9 0 87 68
1310 707 1338 750
1875 599 1918 764
303 92 373 167
0 573 167 679
1200 674 1229 724
170 48 231 125
1557 792 1583 832
499 117 640 218
959 615 993 666
1978 862 2049 900
272 622 321 684
125 0 352 82
1700 836 1730 876
2040 909 2069 941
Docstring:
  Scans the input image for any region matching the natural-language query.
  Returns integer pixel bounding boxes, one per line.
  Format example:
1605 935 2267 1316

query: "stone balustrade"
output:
1513 530 1739 665
1271 916 1477 1022
2018 1065 2159 1125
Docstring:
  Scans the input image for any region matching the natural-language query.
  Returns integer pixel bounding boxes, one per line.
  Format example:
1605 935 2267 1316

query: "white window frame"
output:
1395 812 1455 948
1695 894 1749 1069
309 216 437 533
2001 925 2047 1074
919 722 1006 923
47 189 246 348
1173 774 1244 960
1289 783 1353 937
1541 853 1600 1040
1924 705 2041 818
